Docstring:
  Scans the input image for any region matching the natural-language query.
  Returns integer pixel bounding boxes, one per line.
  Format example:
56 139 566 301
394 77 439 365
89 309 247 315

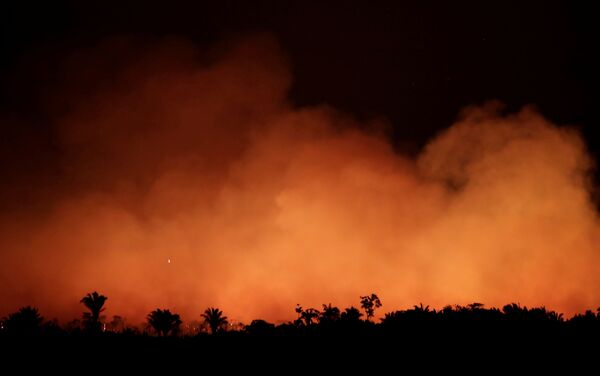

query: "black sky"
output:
1 1 598 171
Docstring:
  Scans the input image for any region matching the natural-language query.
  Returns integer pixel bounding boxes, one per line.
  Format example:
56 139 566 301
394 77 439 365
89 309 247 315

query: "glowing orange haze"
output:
1 35 598 325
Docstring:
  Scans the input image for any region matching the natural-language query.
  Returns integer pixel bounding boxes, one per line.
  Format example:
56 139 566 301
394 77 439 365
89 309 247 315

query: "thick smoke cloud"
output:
1 35 598 324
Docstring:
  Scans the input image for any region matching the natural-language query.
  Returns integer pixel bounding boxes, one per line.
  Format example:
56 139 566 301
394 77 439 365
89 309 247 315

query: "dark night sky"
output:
1 1 598 172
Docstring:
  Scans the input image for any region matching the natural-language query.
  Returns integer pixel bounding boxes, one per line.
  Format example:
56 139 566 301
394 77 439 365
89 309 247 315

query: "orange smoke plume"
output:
0 35 598 324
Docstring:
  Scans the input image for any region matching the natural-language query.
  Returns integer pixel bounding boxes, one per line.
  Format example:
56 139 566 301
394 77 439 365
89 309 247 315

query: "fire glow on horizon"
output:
0 35 598 323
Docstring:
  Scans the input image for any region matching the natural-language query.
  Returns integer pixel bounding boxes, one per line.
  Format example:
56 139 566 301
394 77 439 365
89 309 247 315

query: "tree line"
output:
2 291 599 337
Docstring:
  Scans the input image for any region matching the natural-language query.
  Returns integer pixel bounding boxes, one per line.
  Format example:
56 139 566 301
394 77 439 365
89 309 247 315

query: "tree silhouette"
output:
147 309 182 336
2 306 43 336
467 302 484 311
320 303 341 324
413 303 431 313
80 291 107 332
381 310 402 325
245 319 275 335
295 304 303 318
360 294 382 321
293 305 320 326
502 303 532 322
547 310 564 322
107 315 126 332
201 307 228 334
340 306 363 322
301 308 320 326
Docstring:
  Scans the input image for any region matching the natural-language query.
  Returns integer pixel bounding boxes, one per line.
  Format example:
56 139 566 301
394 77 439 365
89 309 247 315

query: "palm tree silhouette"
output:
147 309 182 336
547 310 564 322
300 308 320 326
413 303 430 313
201 307 228 334
80 291 107 331
320 303 341 323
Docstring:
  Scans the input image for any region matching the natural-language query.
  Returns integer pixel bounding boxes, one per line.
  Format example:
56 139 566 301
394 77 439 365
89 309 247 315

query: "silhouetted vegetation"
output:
294 304 320 326
201 307 228 334
360 293 382 321
2 292 600 366
80 291 107 332
340 306 363 322
147 309 182 336
320 303 341 324
1 306 43 336
3 293 600 340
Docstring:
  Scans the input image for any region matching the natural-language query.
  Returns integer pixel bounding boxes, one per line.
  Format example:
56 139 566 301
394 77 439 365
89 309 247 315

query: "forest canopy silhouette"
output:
2 292 599 340
0 34 599 324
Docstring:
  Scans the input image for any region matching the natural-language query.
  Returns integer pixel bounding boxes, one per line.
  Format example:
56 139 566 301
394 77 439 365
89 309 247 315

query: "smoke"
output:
1 34 598 324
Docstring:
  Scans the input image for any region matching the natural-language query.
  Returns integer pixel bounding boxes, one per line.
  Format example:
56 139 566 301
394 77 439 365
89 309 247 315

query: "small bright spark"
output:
167 258 171 264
